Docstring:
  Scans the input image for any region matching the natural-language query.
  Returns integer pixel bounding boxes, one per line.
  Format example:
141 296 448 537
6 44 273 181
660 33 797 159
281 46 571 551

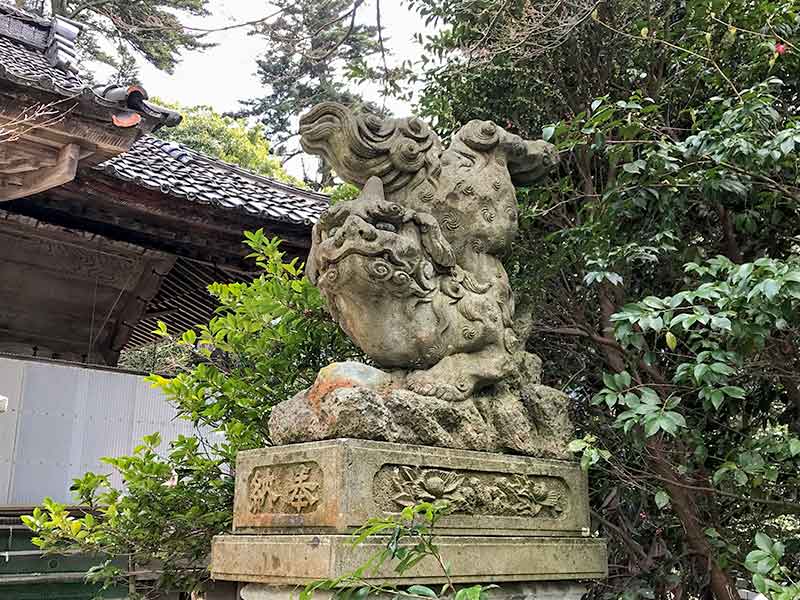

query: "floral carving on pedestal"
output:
246 462 322 515
377 465 568 519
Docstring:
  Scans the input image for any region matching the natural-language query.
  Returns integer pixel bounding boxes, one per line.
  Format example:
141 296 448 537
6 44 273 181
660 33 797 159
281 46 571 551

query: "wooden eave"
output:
0 208 174 364
0 83 143 202
3 168 312 271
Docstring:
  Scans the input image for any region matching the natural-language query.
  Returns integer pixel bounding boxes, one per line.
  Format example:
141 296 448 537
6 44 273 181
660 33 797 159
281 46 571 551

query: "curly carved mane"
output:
299 102 443 194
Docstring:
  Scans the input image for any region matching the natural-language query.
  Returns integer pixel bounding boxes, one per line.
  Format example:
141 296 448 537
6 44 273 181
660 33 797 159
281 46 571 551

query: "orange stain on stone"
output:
306 375 358 414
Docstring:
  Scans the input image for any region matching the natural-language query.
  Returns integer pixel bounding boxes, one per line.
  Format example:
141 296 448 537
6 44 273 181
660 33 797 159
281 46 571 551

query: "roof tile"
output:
0 31 81 93
99 136 329 226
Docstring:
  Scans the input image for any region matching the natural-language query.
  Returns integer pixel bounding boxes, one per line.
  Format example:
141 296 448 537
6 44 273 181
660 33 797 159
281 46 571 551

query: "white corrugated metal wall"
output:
0 356 200 505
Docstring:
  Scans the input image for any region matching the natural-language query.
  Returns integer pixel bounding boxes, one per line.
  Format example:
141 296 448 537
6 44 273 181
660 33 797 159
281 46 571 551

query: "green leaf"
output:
789 439 800 456
710 316 731 331
693 364 709 383
752 574 767 594
580 452 592 471
567 439 587 453
665 331 677 351
762 278 781 300
603 372 619 391
454 586 483 600
710 363 734 376
622 161 643 174
640 387 660 404
623 392 640 408
720 386 746 399
663 411 687 429
407 586 438 599
615 371 632 388
654 490 670 509
542 125 555 141
755 532 773 554
644 415 661 437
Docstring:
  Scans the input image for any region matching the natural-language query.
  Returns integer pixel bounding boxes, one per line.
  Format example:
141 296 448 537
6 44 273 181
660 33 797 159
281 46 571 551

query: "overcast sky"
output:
134 1 425 116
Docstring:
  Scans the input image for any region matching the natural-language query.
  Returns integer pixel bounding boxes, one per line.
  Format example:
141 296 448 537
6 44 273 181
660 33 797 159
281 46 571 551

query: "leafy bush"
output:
24 232 360 597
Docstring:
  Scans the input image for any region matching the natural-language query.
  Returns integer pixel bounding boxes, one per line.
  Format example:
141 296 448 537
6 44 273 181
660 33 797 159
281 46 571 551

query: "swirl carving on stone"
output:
300 103 559 402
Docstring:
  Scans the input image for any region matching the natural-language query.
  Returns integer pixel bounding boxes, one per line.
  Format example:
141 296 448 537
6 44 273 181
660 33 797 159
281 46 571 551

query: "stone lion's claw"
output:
407 373 470 402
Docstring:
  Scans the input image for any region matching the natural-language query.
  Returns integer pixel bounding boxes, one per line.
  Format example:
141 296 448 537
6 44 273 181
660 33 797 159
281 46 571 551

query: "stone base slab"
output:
234 439 590 537
211 534 607 585
240 582 588 600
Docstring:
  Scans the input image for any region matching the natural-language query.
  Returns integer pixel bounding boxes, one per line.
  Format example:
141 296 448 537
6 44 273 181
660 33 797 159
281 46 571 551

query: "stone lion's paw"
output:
406 373 470 402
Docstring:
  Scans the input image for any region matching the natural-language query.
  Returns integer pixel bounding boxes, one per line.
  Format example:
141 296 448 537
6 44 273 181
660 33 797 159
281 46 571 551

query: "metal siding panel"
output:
2 357 196 506
131 378 197 458
0 460 10 506
11 362 81 504
0 357 24 504
77 369 138 490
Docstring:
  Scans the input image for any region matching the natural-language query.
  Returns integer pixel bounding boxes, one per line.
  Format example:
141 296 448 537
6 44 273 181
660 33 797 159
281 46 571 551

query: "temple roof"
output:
0 1 327 226
0 2 180 129
0 2 327 358
0 14 83 94
99 136 328 226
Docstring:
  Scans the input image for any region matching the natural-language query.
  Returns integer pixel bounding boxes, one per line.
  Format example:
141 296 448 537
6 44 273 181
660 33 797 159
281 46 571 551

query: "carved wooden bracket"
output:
0 141 79 201
0 91 142 202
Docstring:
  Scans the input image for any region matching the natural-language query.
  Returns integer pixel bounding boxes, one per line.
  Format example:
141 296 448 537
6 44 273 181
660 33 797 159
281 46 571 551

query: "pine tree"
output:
236 0 383 185
17 0 212 75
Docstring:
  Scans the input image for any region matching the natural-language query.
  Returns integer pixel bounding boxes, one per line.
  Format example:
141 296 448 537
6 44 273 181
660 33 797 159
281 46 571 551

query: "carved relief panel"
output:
233 440 590 536
373 465 569 519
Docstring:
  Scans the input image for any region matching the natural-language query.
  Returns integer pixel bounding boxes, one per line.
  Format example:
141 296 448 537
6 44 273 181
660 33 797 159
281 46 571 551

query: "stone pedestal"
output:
210 439 606 591
240 583 588 600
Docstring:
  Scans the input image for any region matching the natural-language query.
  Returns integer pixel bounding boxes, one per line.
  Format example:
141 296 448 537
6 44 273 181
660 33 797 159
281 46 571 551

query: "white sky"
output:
134 1 425 115
107 1 428 177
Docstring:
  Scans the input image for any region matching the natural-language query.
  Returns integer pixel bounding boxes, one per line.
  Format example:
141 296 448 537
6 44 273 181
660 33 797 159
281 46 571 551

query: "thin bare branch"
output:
0 99 74 144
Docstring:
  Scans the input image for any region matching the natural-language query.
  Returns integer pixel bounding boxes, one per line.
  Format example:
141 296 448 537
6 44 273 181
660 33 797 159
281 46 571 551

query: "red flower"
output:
776 42 787 55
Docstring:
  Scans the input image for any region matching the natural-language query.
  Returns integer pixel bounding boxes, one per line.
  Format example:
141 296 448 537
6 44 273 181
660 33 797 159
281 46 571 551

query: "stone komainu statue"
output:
301 103 558 401
268 103 572 458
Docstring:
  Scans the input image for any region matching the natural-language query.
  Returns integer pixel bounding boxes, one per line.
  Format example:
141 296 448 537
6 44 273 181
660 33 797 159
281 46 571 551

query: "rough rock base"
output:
268 354 572 459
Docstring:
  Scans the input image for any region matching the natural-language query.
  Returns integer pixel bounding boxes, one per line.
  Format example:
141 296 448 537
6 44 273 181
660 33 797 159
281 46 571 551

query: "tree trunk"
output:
593 295 740 600
647 440 740 600
716 204 743 263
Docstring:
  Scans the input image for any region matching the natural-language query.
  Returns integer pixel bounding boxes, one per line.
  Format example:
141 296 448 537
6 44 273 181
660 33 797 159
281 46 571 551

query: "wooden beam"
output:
0 143 80 201
0 87 139 162
0 209 175 364
108 255 177 354
14 183 310 269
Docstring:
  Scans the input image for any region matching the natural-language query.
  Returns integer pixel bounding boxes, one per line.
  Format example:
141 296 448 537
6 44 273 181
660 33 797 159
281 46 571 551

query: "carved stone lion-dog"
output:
307 176 517 401
267 103 573 457
299 102 557 401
